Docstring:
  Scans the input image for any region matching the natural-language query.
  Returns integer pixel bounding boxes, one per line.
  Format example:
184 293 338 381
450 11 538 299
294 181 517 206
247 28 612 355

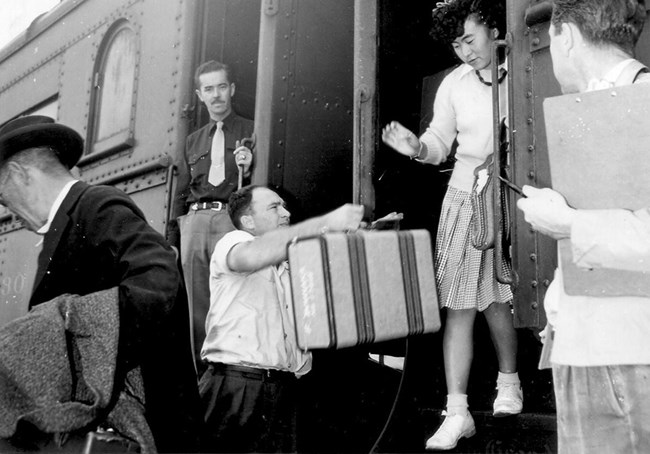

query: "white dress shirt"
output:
202 230 312 375
37 180 79 235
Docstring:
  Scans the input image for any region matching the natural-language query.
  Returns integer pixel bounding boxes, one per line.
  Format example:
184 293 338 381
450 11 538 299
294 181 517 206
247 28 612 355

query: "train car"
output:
2 0 649 451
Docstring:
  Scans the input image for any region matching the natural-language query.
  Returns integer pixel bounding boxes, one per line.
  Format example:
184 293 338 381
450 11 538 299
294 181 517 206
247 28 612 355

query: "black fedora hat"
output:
0 115 83 169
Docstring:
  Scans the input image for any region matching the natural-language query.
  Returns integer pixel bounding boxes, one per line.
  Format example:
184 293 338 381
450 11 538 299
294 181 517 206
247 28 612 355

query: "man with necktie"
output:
169 60 254 371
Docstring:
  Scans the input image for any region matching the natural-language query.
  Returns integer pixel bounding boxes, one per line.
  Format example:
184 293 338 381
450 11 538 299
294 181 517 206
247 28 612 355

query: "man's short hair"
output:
4 147 69 177
551 0 646 54
194 60 232 89
228 185 259 230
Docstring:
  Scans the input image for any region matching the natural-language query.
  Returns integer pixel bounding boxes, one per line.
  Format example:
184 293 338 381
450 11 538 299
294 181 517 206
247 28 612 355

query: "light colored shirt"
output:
202 230 312 375
586 58 635 91
418 63 507 192
546 59 650 366
37 179 79 235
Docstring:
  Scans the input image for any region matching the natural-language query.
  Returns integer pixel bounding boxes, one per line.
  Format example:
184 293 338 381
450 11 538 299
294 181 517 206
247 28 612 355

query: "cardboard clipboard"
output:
543 83 650 297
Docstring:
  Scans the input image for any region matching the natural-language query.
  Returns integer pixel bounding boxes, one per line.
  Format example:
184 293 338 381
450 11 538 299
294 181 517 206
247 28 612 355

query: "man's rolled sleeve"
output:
211 230 255 276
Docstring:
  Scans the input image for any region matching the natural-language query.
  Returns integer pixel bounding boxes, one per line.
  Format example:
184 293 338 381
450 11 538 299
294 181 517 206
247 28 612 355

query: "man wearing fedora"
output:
0 115 200 452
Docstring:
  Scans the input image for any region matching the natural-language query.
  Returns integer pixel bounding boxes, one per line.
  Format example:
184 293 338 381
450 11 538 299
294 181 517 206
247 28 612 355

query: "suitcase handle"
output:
368 212 403 230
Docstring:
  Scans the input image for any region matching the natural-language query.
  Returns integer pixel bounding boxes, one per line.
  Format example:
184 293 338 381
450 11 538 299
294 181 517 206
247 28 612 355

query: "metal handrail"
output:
163 161 176 241
491 36 515 286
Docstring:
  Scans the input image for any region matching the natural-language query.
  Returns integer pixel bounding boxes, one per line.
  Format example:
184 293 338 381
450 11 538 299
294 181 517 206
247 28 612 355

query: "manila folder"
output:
543 83 650 297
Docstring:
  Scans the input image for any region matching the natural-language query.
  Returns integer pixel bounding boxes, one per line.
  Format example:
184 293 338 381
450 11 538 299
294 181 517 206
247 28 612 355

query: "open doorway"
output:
373 0 557 427
194 0 261 130
375 0 458 236
368 0 462 435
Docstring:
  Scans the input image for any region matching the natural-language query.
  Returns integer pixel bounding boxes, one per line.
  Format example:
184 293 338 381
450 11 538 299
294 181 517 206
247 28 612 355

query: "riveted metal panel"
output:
509 1 650 329
0 57 62 123
77 0 184 175
259 0 294 190
256 0 353 220
284 0 353 219
0 230 41 327
128 180 171 233
70 0 198 233
192 0 260 126
508 0 559 329
0 0 143 126
0 0 201 326
354 0 377 216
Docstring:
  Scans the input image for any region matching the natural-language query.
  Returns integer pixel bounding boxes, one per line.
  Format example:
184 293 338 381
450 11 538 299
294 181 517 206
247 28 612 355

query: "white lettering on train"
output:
1 273 26 299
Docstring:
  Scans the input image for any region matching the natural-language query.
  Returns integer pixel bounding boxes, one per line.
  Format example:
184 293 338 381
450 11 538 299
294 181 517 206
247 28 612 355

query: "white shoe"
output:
425 411 476 451
493 382 523 416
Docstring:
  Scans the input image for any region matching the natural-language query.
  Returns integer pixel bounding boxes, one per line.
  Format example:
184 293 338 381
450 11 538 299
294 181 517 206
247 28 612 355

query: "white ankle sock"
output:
446 393 469 416
497 371 520 385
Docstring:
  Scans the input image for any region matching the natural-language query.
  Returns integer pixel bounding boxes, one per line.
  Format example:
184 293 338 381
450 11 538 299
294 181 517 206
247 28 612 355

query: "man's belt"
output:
190 201 227 211
208 362 295 381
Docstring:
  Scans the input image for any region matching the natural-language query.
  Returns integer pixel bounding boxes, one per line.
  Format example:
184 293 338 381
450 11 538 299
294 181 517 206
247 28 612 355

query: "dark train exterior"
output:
1 0 649 451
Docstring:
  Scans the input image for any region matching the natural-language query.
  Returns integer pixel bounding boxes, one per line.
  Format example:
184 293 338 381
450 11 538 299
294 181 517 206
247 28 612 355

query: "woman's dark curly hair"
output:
430 0 506 44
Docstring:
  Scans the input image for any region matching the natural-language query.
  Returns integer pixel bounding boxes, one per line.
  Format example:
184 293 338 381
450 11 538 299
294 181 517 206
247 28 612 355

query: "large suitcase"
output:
287 229 440 350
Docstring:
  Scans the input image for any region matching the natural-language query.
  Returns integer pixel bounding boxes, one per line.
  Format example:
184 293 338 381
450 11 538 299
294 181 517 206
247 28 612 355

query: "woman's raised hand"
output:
381 121 421 158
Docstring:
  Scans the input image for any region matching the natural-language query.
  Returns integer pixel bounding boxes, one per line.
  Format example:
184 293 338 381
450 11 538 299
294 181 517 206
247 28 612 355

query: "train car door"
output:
357 4 457 450
190 0 261 135
366 2 558 449
372 1 456 235
253 3 406 453
253 0 354 221
508 0 560 330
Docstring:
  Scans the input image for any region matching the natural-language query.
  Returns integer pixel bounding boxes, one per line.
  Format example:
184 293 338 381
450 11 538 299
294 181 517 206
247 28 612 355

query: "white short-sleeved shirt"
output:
201 230 312 375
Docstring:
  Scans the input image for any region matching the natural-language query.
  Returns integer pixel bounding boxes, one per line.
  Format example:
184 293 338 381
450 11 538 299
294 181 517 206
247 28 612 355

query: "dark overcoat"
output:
28 181 200 453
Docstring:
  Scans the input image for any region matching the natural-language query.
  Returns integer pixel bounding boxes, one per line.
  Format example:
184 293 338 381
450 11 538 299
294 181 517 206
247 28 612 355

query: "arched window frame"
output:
82 19 138 164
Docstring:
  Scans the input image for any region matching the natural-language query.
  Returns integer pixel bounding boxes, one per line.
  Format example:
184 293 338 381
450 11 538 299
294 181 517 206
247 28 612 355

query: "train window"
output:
86 20 137 159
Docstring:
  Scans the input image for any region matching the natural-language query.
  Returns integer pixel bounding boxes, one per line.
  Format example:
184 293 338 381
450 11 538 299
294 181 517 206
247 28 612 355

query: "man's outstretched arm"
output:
227 203 365 273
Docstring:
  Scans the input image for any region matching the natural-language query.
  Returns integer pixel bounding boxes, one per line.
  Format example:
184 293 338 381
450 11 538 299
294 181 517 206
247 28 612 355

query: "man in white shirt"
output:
517 1 650 452
199 185 364 453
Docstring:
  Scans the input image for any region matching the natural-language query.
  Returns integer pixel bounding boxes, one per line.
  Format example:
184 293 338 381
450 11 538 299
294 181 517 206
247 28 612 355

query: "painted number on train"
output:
1 273 27 300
